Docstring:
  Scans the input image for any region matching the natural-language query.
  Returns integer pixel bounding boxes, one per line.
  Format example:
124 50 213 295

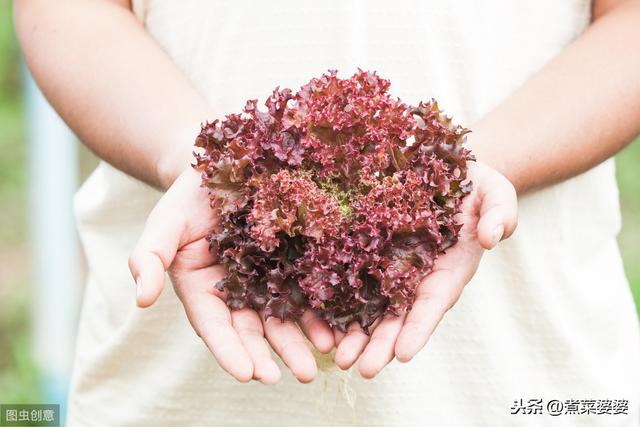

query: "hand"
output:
332 161 518 378
128 168 335 384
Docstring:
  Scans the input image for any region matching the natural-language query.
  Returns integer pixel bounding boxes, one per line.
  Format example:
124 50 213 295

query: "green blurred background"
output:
0 1 638 404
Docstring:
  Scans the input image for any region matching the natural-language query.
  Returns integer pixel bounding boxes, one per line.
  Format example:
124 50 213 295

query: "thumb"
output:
475 169 518 250
128 186 186 308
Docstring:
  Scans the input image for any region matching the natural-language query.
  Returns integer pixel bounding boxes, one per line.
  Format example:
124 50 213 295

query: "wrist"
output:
465 126 522 193
156 121 206 190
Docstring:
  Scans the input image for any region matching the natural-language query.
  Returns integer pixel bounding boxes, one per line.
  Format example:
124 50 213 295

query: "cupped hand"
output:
128 168 335 384
333 161 518 378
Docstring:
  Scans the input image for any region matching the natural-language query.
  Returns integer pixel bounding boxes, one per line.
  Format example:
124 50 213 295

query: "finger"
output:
298 310 335 354
394 270 461 363
129 192 185 308
334 328 346 346
335 321 372 370
263 317 317 383
358 314 405 379
181 276 254 382
128 250 167 308
129 169 213 308
232 309 281 385
476 176 518 250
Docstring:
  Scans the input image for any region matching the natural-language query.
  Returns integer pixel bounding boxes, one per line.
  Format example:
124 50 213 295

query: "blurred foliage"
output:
0 0 637 406
0 2 20 100
0 280 42 403
0 0 41 403
617 142 640 311
0 0 24 246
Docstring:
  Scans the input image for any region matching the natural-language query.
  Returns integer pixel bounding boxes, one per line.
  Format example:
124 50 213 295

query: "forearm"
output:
469 0 640 194
14 0 210 190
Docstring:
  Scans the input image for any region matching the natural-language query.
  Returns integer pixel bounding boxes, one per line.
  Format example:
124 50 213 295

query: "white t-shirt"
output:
67 1 640 426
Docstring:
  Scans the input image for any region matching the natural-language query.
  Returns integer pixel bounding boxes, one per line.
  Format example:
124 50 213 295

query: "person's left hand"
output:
332 161 518 378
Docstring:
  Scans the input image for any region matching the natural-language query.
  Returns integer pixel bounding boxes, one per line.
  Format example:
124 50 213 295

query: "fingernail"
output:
135 277 143 299
491 224 504 248
397 354 412 363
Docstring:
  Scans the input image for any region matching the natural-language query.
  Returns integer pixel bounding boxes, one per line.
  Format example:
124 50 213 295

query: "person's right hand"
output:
128 168 335 384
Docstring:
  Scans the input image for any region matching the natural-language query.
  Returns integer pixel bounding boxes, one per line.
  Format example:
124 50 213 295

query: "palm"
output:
131 162 516 383
129 168 334 384
333 161 518 378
